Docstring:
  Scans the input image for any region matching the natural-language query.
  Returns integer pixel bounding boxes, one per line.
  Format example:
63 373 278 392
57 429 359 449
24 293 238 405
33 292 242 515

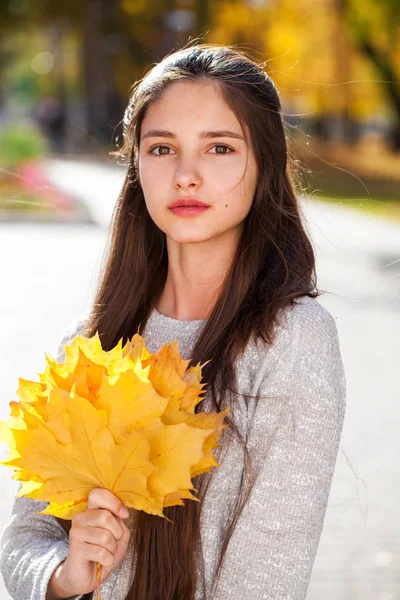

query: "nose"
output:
173 157 202 191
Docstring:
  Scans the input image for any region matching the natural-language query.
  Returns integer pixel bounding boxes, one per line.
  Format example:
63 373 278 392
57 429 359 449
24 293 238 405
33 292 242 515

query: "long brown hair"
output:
56 42 320 600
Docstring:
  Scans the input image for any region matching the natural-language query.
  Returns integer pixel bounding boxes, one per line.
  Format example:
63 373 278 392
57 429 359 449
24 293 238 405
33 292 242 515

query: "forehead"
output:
140 80 243 135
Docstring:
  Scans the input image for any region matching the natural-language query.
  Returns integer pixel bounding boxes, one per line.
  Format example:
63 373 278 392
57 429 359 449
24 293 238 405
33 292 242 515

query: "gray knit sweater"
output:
0 296 346 600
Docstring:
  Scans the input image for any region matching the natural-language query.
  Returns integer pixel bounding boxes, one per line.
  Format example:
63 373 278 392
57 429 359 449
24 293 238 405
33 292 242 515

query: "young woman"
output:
0 43 346 600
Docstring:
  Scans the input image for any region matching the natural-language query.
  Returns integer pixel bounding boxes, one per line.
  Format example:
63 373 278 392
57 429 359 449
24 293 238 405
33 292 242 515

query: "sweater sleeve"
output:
0 315 90 600
0 492 84 600
213 303 347 600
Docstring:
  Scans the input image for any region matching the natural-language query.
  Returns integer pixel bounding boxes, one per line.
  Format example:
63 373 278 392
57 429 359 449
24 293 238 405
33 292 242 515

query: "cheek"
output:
211 164 242 191
139 162 154 188
214 182 255 226
216 160 255 196
139 167 163 212
211 197 250 232
220 176 255 212
143 195 163 228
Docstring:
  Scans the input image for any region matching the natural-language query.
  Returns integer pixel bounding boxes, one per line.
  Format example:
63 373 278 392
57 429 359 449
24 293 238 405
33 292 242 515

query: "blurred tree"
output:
209 0 400 149
81 0 125 143
0 1 126 145
0 0 213 148
344 0 400 150
208 0 271 54
1 0 399 152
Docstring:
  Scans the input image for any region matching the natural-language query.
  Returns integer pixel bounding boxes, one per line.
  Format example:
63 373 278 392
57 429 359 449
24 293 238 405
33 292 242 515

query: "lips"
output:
169 198 210 209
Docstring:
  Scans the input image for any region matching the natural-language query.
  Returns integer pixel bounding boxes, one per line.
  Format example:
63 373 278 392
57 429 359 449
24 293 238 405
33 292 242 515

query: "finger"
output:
118 520 131 546
117 516 131 538
82 542 115 569
87 488 129 519
77 509 124 540
71 525 118 555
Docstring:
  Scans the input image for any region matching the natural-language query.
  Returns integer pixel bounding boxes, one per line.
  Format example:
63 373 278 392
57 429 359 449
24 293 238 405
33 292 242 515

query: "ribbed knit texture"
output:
0 296 346 600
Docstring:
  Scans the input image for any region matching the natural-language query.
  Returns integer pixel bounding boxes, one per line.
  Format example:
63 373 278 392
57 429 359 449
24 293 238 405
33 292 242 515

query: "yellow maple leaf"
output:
0 332 229 522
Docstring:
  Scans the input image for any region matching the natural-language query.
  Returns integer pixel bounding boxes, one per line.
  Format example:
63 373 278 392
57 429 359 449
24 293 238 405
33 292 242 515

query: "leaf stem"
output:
96 562 102 600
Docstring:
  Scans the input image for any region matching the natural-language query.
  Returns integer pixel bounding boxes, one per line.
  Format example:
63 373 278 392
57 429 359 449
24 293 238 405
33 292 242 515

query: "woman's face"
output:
138 80 258 245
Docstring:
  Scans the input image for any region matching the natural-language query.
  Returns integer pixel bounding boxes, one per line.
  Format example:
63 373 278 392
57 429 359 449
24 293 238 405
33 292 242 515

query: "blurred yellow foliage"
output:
207 0 398 122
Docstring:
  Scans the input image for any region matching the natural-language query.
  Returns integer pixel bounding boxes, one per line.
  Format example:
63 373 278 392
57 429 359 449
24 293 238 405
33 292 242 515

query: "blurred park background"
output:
1 0 400 221
0 1 399 599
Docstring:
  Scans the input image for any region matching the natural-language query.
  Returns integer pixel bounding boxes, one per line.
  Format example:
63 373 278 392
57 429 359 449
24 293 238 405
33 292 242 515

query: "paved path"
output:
0 157 399 599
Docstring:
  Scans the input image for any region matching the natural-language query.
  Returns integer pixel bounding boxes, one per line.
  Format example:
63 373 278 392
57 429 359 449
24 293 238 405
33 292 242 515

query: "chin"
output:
166 228 216 244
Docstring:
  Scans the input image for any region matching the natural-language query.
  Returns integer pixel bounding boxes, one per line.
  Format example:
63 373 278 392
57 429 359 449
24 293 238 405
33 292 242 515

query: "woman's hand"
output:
47 488 131 599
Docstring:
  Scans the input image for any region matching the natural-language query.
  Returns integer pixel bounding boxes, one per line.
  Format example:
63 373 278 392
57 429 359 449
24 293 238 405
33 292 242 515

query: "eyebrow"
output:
141 129 245 141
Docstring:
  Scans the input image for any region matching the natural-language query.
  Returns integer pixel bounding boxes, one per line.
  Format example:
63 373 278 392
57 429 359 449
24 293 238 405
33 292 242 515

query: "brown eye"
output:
149 145 173 156
210 144 234 155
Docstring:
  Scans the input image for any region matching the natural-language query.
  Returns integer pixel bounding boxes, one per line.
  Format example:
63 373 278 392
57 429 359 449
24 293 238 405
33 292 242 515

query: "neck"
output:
155 228 240 320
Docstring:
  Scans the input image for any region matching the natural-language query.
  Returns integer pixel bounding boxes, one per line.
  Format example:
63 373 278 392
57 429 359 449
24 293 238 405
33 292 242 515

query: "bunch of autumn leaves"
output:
0 332 229 521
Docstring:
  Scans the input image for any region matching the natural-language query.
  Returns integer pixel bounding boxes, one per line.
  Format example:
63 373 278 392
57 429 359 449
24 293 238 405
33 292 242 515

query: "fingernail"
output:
119 506 129 518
